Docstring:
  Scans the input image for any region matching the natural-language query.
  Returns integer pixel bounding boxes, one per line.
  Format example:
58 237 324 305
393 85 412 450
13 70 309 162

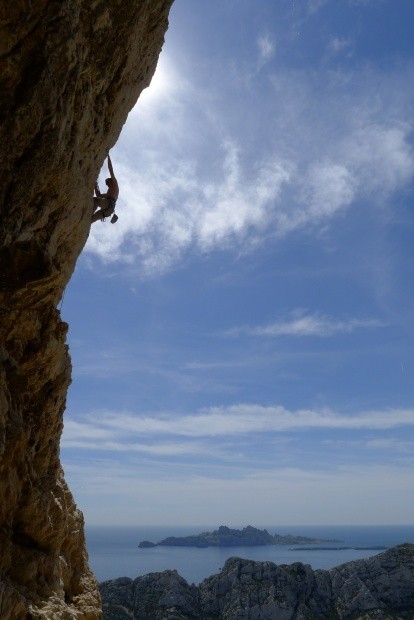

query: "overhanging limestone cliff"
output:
0 1 174 617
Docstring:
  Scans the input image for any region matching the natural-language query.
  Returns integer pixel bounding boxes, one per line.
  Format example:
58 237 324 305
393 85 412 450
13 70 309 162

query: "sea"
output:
85 524 414 585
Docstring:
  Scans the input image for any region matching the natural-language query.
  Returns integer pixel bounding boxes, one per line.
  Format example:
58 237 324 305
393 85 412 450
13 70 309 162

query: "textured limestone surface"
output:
0 1 174 618
99 544 414 619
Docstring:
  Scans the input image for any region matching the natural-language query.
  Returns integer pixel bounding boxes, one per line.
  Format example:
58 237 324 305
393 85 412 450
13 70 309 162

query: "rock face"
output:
101 573 199 620
0 1 174 618
100 544 414 619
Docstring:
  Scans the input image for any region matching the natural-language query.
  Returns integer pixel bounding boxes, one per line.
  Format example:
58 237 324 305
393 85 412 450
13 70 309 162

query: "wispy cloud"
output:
85 42 414 277
225 310 385 338
257 34 276 66
64 436 228 458
324 438 414 452
307 0 328 15
63 404 414 448
184 360 249 371
64 455 414 525
87 138 293 274
328 37 353 55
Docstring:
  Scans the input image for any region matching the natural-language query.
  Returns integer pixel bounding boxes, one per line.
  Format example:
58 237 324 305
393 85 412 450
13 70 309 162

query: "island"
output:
138 525 341 548
290 545 387 551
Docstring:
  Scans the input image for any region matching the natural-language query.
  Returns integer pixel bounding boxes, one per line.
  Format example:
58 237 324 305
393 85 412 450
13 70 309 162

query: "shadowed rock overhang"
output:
0 1 174 618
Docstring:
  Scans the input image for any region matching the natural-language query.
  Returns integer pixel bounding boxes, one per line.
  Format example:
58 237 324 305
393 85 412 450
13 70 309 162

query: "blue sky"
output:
61 0 414 526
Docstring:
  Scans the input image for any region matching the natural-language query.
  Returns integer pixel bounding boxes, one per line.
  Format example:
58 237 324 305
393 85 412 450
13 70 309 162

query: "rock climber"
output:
92 153 119 223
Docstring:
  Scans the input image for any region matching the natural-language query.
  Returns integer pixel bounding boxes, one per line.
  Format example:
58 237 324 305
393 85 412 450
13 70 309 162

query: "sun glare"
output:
139 55 172 104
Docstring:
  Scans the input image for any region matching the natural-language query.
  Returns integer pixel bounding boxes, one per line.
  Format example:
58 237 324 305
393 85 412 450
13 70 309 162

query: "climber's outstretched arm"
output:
107 154 115 179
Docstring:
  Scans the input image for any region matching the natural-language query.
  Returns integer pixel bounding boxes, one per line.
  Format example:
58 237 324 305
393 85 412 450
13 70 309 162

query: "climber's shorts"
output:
95 196 116 217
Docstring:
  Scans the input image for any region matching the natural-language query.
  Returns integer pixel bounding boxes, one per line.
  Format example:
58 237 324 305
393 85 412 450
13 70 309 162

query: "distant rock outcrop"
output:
100 543 414 619
0 1 173 618
139 524 340 548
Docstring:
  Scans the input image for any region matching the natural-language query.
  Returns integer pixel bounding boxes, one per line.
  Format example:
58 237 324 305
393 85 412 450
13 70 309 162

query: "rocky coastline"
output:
100 543 414 619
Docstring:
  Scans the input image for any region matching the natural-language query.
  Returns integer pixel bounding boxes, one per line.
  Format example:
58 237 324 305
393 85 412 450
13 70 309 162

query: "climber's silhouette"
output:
92 153 119 223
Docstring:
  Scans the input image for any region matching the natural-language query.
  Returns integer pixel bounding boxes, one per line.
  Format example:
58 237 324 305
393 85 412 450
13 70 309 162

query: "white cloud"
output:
87 139 293 274
307 0 328 15
184 361 248 370
342 125 414 195
300 162 356 218
63 436 227 458
85 51 414 277
328 37 352 55
257 34 276 65
63 404 414 446
64 456 414 525
324 438 414 452
196 142 291 249
226 310 385 338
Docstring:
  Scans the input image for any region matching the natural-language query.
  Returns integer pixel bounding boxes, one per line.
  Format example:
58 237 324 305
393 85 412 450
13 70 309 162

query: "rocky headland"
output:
100 543 414 619
138 525 340 548
0 1 174 617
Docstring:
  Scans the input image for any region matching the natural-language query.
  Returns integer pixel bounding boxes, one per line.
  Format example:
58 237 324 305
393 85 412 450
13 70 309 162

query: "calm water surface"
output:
85 524 414 585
